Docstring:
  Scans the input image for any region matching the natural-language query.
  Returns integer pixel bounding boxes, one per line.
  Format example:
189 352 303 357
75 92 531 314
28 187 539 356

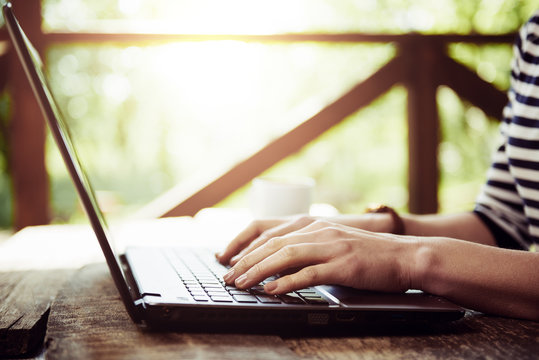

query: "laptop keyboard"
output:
164 247 329 306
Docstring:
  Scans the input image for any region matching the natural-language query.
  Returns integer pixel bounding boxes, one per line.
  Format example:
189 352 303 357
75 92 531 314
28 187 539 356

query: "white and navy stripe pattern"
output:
475 11 539 251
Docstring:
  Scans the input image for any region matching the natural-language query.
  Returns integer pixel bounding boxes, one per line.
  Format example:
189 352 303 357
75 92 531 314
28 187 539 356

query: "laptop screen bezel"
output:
3 2 143 322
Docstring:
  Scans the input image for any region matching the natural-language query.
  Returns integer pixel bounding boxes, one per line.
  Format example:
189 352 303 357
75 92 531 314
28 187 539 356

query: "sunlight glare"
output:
67 96 89 120
102 74 131 103
118 0 143 16
150 42 261 114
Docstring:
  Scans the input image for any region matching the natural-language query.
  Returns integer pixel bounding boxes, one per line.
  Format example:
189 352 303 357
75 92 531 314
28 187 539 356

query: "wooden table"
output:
1 216 538 359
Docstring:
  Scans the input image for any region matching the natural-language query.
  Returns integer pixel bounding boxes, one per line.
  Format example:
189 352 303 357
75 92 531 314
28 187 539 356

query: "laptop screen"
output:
5 5 114 250
3 3 142 320
20 17 114 248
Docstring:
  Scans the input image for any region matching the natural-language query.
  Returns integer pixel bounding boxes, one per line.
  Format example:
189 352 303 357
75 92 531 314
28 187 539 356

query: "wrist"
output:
409 239 437 292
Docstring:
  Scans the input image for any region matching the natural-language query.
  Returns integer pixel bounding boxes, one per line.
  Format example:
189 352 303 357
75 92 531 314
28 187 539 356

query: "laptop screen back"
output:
3 3 142 321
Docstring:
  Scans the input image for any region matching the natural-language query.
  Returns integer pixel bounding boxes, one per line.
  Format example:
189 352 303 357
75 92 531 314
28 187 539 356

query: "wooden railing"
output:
1 0 514 229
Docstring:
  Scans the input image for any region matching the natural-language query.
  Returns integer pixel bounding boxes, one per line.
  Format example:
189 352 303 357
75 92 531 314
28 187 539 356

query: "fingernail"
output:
223 268 235 283
235 274 248 288
264 281 278 294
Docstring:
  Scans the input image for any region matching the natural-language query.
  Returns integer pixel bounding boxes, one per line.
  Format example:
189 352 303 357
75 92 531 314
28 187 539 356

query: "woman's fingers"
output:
217 215 375 265
215 219 283 265
226 223 338 284
215 222 259 265
229 241 334 290
225 221 357 285
228 216 316 266
264 262 341 294
222 219 413 296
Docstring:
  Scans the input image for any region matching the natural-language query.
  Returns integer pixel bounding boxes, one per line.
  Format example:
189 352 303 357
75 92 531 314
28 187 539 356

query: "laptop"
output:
3 2 465 332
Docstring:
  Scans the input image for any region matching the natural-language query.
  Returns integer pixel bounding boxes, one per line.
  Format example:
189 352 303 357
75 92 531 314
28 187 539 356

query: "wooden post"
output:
402 37 441 214
8 0 50 229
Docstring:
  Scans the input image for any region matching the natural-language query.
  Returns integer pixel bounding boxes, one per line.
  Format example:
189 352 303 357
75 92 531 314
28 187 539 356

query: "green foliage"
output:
2 0 539 228
437 87 501 213
448 43 513 90
45 41 395 222
42 0 538 34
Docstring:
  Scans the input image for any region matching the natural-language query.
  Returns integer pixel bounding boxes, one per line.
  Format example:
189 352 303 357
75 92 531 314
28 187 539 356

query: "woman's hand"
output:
215 216 318 266
221 220 418 295
215 213 539 320
215 213 396 267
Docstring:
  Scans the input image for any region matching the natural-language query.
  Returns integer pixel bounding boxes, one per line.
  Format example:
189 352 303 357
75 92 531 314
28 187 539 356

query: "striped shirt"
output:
474 11 539 251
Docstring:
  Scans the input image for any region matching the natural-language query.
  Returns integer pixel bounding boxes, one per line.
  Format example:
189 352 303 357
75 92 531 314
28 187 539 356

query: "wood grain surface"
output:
284 312 539 359
45 263 299 360
43 263 539 360
0 269 71 357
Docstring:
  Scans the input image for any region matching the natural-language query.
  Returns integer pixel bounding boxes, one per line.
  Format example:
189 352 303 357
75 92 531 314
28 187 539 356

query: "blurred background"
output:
0 0 538 235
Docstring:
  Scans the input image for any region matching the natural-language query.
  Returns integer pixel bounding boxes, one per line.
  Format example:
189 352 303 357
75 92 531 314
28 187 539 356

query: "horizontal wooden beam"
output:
43 32 516 45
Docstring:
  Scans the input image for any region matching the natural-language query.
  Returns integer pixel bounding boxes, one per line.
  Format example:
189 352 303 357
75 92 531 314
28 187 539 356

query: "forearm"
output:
411 237 539 320
328 211 497 246
402 212 497 246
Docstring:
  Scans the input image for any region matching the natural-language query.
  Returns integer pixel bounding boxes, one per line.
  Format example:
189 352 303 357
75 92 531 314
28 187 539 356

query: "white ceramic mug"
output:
249 177 315 218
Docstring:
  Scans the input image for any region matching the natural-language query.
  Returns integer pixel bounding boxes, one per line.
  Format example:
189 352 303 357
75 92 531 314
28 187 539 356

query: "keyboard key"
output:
232 295 258 303
211 296 234 302
181 276 197 281
197 276 216 281
193 296 210 302
303 296 329 305
199 279 217 285
202 284 224 289
251 285 265 292
255 295 281 304
188 285 204 291
189 291 206 297
228 289 251 295
279 293 305 304
297 289 317 295
207 290 228 297
250 288 267 296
